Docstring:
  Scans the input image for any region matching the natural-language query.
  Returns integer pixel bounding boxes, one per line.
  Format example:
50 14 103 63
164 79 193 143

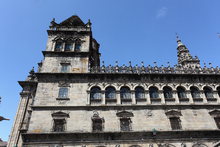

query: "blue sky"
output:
0 0 220 141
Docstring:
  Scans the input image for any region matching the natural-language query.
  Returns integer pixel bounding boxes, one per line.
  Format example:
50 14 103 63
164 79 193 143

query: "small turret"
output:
176 35 200 68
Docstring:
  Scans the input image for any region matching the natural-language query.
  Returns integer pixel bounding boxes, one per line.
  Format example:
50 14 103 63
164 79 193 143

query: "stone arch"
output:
88 84 103 90
192 143 208 147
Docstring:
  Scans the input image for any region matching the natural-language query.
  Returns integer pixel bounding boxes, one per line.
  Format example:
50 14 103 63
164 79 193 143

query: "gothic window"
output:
61 64 70 73
190 86 200 98
58 87 68 98
120 118 131 131
149 87 159 98
53 119 66 132
120 86 131 99
105 86 116 99
90 87 101 99
92 118 103 132
74 42 81 51
163 86 173 98
177 86 187 99
169 117 182 130
203 86 214 99
64 42 73 51
135 86 145 99
55 42 63 51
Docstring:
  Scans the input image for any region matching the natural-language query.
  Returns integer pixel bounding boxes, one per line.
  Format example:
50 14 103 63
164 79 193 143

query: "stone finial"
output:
27 67 36 81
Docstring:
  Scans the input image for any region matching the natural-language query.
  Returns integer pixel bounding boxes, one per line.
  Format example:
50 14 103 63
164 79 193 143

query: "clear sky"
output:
0 0 220 141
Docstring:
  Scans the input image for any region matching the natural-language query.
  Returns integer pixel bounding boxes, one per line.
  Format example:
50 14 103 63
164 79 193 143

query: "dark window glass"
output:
75 42 81 51
204 87 213 98
149 87 159 98
120 118 131 131
105 87 116 99
90 87 101 99
53 119 65 132
177 87 186 99
120 87 131 99
61 64 70 73
169 117 182 130
58 88 68 98
217 87 220 98
163 87 173 98
135 87 144 99
64 43 72 51
55 42 62 51
190 87 200 98
214 117 220 129
92 119 103 132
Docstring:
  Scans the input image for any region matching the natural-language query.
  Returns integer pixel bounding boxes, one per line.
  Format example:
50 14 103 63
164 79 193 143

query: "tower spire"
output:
176 35 200 68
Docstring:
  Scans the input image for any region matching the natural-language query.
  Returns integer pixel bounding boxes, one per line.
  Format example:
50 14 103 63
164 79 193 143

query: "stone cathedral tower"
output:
8 16 220 147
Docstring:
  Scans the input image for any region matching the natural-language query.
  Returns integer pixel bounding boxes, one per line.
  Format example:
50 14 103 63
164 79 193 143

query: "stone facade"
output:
8 15 220 147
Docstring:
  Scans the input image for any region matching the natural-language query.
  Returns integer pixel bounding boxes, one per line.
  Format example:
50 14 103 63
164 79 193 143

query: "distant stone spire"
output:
176 35 200 68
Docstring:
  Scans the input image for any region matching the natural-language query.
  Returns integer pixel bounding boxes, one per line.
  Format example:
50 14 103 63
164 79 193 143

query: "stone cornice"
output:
42 51 90 57
35 72 220 83
22 130 220 144
31 104 220 111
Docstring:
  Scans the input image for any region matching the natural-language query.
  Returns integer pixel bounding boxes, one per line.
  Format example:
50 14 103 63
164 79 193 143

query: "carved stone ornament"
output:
58 81 70 87
116 110 134 118
209 109 220 117
165 109 182 118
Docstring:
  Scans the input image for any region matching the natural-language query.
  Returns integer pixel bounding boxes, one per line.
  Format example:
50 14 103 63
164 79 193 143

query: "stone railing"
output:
89 62 220 75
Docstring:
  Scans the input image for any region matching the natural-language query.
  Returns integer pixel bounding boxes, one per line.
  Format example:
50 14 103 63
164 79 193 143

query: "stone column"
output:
87 91 90 105
213 91 220 103
101 90 105 105
159 90 165 104
146 90 151 104
186 90 193 103
173 90 179 104
116 91 121 105
200 90 208 103
131 90 136 104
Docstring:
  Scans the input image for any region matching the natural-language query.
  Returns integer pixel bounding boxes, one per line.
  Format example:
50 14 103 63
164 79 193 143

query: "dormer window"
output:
55 42 63 51
64 42 73 51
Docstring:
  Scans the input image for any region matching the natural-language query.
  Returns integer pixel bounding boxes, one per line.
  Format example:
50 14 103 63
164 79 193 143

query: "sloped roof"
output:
59 15 85 27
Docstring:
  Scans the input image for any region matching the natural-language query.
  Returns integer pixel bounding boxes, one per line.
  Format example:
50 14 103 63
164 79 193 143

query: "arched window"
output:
120 87 131 99
105 86 116 99
135 86 144 99
149 87 159 98
163 86 173 98
217 87 220 98
54 40 63 51
203 86 213 99
90 87 101 99
177 86 186 99
74 41 81 51
190 86 200 98
64 42 73 51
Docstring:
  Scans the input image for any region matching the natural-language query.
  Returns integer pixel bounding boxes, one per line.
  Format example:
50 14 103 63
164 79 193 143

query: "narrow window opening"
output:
169 117 182 130
53 119 65 132
58 88 68 98
61 64 70 73
149 87 159 98
163 87 173 98
120 118 131 131
64 43 72 51
177 87 186 99
92 119 103 132
55 42 62 51
135 87 144 99
120 87 131 99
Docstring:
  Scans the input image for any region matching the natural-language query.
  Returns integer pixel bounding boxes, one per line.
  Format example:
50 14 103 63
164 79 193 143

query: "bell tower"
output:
40 15 100 73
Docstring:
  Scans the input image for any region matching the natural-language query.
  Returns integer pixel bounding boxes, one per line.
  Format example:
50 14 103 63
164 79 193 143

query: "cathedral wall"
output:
34 83 88 106
40 56 89 73
27 109 218 133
